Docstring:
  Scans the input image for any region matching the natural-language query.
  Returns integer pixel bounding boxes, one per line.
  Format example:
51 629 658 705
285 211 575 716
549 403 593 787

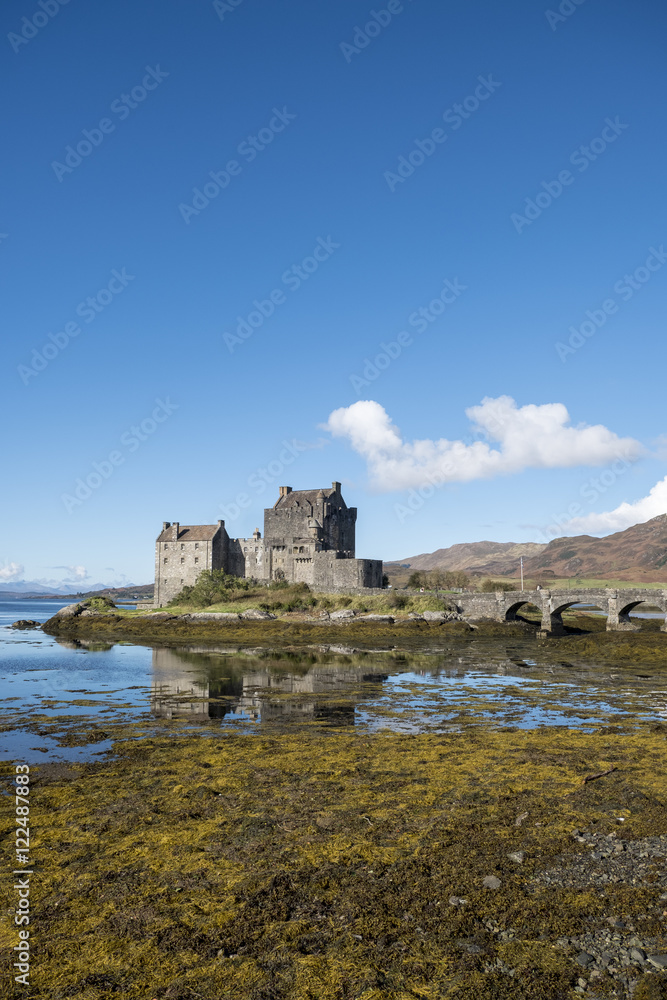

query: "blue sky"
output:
2 0 666 588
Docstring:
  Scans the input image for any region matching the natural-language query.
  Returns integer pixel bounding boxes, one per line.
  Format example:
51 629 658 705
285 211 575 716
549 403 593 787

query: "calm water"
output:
1 599 666 763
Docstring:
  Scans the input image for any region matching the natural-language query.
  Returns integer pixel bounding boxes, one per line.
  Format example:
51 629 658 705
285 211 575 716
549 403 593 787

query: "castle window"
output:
299 546 304 553
195 557 199 564
293 546 298 553
181 543 185 550
194 543 199 549
163 558 168 564
181 557 185 564
164 544 169 550
180 578 183 584
163 578 167 584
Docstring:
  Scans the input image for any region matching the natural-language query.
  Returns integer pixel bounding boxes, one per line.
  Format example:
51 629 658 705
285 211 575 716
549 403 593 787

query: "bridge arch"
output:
504 600 541 623
614 595 667 630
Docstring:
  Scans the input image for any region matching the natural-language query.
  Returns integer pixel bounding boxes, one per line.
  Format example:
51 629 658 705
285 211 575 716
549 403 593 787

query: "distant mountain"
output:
387 514 667 584
0 581 72 596
522 514 667 583
386 541 545 578
1 581 152 600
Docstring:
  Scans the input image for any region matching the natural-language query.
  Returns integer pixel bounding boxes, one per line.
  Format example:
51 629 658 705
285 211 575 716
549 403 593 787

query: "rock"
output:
448 896 468 907
482 875 501 890
55 603 84 617
358 614 394 623
78 609 102 617
10 620 41 629
647 955 667 970
408 613 424 620
330 609 357 619
423 611 449 621
631 948 647 964
576 952 595 967
515 811 529 827
146 612 178 620
508 851 525 864
241 609 277 620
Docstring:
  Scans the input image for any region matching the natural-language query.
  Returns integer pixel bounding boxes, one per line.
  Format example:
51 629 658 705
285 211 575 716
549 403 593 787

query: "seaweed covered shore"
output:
2 723 667 998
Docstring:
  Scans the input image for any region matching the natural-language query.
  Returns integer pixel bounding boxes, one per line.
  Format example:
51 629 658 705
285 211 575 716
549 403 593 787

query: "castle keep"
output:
154 482 383 606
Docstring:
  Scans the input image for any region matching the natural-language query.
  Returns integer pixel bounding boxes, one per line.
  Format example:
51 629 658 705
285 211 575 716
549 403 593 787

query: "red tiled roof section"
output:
273 488 342 510
157 525 221 542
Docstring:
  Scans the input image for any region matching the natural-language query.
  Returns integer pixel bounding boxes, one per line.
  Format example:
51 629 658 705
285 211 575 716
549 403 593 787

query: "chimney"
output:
162 522 171 530
279 486 292 497
253 527 261 540
217 519 225 529
173 521 180 539
332 481 341 492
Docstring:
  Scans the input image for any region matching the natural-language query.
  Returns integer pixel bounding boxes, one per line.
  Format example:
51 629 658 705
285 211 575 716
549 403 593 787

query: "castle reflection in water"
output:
150 647 389 726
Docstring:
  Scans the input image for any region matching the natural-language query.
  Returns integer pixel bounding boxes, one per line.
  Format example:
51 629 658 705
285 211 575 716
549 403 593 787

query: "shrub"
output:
84 596 116 611
388 592 409 609
168 570 253 608
478 579 516 593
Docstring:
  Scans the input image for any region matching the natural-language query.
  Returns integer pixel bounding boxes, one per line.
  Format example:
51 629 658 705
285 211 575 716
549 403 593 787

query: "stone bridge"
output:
452 588 667 635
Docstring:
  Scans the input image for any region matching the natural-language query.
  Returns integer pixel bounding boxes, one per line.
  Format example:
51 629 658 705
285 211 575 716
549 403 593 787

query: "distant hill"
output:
386 541 545 578
387 514 667 585
4 583 153 601
522 514 667 583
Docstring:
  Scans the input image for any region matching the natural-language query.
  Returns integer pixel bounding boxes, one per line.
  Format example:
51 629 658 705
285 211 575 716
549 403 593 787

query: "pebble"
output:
482 875 501 890
508 851 525 864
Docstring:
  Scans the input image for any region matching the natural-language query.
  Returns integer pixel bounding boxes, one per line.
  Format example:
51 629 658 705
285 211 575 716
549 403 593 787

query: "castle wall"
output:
311 552 383 591
227 538 270 582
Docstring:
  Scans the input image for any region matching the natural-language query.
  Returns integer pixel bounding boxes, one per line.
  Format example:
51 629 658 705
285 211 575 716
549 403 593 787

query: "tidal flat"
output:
2 723 667 999
2 608 667 998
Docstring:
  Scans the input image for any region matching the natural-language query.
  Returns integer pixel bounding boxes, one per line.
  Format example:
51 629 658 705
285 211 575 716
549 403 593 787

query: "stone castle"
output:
154 482 383 606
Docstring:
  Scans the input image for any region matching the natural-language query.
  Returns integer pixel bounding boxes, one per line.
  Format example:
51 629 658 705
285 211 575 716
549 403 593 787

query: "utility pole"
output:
520 557 524 591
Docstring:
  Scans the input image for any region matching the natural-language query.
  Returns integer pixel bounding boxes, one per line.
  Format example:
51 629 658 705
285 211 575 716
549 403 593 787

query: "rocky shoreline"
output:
32 601 667 662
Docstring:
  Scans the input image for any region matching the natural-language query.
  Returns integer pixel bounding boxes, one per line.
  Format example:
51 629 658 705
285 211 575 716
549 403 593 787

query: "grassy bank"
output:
2 723 666 998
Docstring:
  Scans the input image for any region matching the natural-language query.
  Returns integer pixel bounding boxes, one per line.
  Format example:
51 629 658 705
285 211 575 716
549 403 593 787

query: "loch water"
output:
1 599 666 764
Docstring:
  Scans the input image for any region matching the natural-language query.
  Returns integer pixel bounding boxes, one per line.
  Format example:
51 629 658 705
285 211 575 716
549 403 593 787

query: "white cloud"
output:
50 565 90 583
0 562 24 582
558 475 667 535
323 397 643 491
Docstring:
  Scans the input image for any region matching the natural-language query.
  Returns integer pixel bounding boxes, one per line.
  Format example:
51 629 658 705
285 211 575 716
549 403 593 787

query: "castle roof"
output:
157 524 221 542
272 486 342 510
